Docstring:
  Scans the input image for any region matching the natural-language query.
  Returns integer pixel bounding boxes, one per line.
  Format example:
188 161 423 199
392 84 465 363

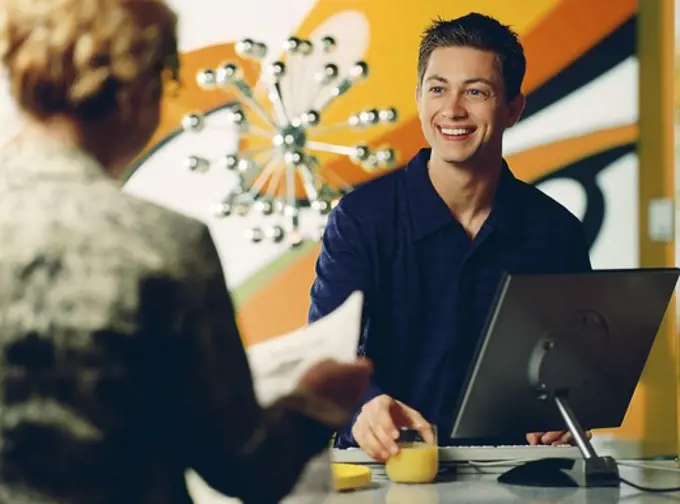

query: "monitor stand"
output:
498 313 621 487
497 394 620 487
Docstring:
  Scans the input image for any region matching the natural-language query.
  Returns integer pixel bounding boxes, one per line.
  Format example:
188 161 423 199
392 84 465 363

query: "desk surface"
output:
315 462 680 504
187 459 680 504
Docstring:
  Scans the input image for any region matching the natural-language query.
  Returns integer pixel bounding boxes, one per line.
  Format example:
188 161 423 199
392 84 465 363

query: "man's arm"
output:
174 226 355 503
309 202 371 324
309 202 382 445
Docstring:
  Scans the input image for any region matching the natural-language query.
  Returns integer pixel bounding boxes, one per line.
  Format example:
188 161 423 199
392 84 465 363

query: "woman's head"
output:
0 0 179 167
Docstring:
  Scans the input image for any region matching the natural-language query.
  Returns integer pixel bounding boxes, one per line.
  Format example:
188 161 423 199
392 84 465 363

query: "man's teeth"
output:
440 127 474 135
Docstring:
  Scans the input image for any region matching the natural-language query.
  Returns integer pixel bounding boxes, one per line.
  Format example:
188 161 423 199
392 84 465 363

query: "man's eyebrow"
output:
463 78 495 86
424 76 495 87
424 74 448 84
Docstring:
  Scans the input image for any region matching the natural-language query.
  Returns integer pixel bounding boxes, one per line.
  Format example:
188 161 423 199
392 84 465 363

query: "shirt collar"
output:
405 148 453 242
485 159 521 232
404 148 521 242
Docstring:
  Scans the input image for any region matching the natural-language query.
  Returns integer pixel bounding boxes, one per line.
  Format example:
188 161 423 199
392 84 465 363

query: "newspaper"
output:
186 291 364 504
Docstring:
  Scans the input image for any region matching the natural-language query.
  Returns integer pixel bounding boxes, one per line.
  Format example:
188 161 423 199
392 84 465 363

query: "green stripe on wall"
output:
231 239 318 308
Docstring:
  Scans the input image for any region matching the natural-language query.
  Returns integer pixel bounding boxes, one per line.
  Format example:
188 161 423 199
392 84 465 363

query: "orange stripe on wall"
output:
239 244 321 346
522 0 637 92
506 124 638 182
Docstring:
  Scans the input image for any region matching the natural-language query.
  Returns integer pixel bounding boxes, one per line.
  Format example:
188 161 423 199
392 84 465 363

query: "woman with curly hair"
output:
0 1 371 503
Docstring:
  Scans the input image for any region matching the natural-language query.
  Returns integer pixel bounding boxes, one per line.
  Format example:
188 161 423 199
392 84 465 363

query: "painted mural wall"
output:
116 0 639 345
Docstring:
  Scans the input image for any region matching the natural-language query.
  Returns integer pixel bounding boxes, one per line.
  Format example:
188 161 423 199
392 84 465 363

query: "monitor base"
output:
498 456 620 488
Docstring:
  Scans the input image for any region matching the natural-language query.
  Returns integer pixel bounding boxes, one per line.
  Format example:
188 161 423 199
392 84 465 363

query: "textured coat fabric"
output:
0 137 333 504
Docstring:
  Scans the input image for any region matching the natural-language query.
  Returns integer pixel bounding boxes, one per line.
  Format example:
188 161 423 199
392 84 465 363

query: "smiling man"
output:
308 13 592 461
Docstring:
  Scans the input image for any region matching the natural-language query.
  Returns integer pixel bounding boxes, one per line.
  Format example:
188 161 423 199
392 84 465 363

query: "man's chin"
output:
429 145 469 163
439 153 474 166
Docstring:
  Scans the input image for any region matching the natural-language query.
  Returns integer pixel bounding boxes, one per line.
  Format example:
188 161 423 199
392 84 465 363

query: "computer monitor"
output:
450 268 680 487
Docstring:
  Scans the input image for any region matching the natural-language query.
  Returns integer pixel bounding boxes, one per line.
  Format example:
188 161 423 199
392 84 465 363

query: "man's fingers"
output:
418 422 436 444
555 431 573 445
394 400 435 443
375 400 399 439
358 432 388 462
368 396 400 455
353 421 390 462
352 395 401 461
394 400 427 427
367 414 400 456
526 432 542 445
540 431 564 445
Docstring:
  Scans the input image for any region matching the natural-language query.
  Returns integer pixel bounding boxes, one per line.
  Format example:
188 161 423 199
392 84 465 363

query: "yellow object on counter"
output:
331 463 372 491
385 443 439 483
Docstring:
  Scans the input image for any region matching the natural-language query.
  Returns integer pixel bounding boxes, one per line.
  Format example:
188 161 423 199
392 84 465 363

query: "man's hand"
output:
351 394 435 462
526 430 591 446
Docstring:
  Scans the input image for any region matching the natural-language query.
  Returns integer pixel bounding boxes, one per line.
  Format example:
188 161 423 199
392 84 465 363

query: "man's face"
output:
416 46 524 168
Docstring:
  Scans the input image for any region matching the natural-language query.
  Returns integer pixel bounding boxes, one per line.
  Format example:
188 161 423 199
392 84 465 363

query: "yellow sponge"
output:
331 463 372 492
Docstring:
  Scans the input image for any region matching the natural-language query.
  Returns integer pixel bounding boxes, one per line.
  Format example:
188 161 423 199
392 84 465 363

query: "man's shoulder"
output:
334 167 405 217
513 178 583 229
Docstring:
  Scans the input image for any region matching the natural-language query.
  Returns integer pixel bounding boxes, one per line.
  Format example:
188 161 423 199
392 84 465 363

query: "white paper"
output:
245 290 364 407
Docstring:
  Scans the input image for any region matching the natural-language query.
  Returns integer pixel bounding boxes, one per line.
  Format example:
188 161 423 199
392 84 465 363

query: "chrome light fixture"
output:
181 35 399 246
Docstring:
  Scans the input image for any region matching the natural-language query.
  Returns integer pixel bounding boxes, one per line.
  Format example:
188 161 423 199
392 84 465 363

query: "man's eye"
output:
465 88 491 101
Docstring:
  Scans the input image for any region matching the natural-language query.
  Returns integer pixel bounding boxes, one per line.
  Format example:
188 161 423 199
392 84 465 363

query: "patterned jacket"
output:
0 136 335 504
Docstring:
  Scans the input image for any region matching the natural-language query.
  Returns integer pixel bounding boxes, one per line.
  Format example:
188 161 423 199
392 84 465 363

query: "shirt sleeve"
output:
174 225 351 503
308 202 372 324
308 202 382 447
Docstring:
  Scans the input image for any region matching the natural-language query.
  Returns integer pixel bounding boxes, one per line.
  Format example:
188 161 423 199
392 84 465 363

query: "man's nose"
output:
446 94 468 119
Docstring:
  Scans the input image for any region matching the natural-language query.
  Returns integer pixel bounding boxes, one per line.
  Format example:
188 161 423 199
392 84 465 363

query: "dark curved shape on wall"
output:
520 15 636 122
533 143 636 249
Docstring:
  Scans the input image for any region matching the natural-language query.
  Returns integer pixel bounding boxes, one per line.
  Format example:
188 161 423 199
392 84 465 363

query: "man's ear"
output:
506 93 525 127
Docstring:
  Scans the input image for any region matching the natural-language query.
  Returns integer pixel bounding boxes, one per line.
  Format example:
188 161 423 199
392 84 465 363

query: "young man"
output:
308 12 592 461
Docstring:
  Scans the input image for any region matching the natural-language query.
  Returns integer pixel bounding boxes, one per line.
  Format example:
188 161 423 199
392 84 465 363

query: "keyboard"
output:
332 444 581 465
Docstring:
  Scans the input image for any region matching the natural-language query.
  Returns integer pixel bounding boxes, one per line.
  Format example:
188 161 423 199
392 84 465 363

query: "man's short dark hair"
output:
417 12 526 101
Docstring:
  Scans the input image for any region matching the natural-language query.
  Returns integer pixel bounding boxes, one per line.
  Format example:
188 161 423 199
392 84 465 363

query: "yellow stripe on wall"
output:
634 0 678 457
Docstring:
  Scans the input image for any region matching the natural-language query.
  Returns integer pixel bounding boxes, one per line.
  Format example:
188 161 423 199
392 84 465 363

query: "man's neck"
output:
427 153 503 237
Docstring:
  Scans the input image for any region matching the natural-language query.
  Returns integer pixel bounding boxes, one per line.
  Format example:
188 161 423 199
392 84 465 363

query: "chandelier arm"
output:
263 79 290 125
231 81 278 129
247 152 280 197
306 141 356 157
265 160 286 199
298 164 320 202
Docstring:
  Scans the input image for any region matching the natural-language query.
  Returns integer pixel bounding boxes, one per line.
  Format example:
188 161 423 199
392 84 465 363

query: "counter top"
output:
187 458 680 504
317 461 680 504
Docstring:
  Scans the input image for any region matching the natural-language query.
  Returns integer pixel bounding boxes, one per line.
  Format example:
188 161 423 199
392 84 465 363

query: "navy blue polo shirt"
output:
308 148 592 447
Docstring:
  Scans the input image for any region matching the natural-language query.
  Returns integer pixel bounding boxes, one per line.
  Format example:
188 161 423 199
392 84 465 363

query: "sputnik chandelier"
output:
180 34 399 246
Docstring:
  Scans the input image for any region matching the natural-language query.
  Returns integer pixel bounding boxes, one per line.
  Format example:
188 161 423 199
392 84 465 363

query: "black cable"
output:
619 477 680 493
